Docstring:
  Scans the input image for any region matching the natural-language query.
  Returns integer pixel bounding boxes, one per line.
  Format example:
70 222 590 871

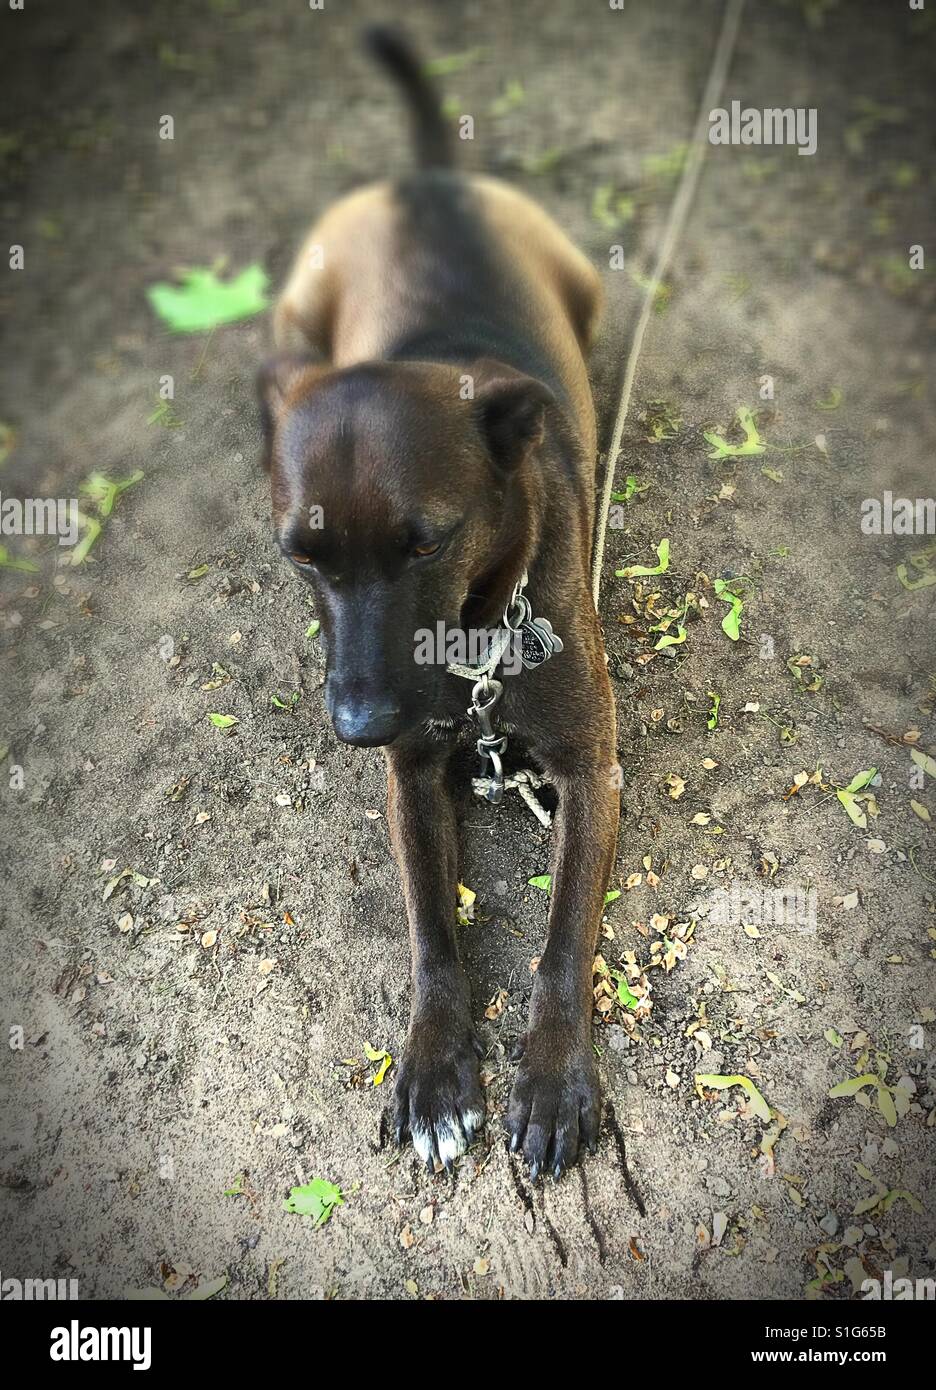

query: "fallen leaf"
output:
616 537 670 579
207 713 238 730
147 263 269 333
283 1179 344 1225
911 749 936 779
695 1073 771 1122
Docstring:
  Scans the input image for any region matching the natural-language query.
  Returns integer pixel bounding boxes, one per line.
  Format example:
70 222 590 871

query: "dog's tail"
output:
363 24 453 169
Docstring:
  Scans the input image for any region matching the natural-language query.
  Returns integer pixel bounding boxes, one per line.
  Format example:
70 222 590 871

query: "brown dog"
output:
259 27 619 1179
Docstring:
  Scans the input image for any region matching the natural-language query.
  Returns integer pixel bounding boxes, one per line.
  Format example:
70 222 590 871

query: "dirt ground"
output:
1 0 934 1301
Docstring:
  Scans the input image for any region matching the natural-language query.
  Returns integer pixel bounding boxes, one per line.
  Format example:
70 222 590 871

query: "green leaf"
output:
876 1083 898 1128
610 474 648 503
836 790 866 827
836 768 877 830
147 263 269 334
879 1188 923 1214
0 543 39 573
641 143 689 184
722 606 741 641
707 690 721 730
603 889 621 906
703 406 766 459
592 183 629 230
283 1178 344 1225
712 579 744 641
68 511 103 566
306 620 321 640
828 1073 879 1098
628 269 670 313
489 79 525 118
616 537 670 579
423 48 484 77
79 469 144 518
207 712 238 729
897 562 936 591
615 976 640 1010
655 625 686 650
528 874 552 893
695 1073 771 1122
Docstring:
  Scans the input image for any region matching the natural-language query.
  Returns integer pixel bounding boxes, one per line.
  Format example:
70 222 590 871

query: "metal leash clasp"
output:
469 675 506 804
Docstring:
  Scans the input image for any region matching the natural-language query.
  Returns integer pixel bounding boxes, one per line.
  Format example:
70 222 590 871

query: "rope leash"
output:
591 0 746 604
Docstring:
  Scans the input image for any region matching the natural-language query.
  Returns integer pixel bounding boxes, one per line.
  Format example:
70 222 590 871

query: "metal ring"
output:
471 676 503 710
504 594 531 630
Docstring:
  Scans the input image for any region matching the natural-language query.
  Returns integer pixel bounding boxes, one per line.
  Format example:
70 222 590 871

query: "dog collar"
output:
444 572 564 681
445 572 563 805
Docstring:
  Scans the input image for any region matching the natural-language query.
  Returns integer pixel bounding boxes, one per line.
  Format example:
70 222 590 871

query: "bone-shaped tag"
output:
519 617 563 669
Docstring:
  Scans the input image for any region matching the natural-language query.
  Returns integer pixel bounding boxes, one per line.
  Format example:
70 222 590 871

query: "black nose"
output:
328 687 402 747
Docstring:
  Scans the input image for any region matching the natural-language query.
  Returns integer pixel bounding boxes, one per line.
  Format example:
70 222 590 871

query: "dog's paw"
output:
394 1021 485 1171
506 1031 600 1180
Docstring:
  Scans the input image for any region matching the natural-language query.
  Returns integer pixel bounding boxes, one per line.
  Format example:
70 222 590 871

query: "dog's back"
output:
274 25 602 457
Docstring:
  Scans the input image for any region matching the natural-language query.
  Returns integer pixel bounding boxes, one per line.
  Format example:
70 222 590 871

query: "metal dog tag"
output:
519 617 563 670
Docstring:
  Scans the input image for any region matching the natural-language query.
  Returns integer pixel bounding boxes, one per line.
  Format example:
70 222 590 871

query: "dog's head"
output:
258 356 552 746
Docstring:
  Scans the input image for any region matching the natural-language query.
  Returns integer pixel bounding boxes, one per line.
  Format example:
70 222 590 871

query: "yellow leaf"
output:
695 1073 771 1121
911 749 936 779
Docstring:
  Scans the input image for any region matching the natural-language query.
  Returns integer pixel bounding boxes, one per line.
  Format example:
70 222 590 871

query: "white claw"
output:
411 1122 435 1167
461 1108 484 1142
411 1112 478 1168
436 1118 466 1167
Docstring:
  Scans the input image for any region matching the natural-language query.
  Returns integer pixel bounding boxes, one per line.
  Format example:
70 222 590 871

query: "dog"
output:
259 26 619 1180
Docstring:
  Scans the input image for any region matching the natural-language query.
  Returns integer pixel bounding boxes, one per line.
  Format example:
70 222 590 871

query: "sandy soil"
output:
1 0 934 1300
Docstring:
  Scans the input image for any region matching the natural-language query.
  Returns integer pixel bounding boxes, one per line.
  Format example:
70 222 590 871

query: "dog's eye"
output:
411 541 441 559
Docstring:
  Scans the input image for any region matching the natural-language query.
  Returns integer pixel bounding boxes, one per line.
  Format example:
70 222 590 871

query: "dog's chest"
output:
421 712 523 744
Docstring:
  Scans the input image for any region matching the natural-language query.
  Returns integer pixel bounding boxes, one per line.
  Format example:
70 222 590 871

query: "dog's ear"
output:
472 364 555 473
256 353 325 471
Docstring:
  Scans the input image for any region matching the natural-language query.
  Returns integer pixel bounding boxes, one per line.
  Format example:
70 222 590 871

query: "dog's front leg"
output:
507 739 619 1179
386 741 484 1171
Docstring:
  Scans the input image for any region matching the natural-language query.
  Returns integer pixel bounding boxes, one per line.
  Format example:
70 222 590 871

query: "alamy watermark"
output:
704 881 817 934
50 1322 151 1370
0 1271 79 1300
862 1271 935 1301
0 491 78 546
413 624 523 676
861 491 935 535
709 102 818 156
